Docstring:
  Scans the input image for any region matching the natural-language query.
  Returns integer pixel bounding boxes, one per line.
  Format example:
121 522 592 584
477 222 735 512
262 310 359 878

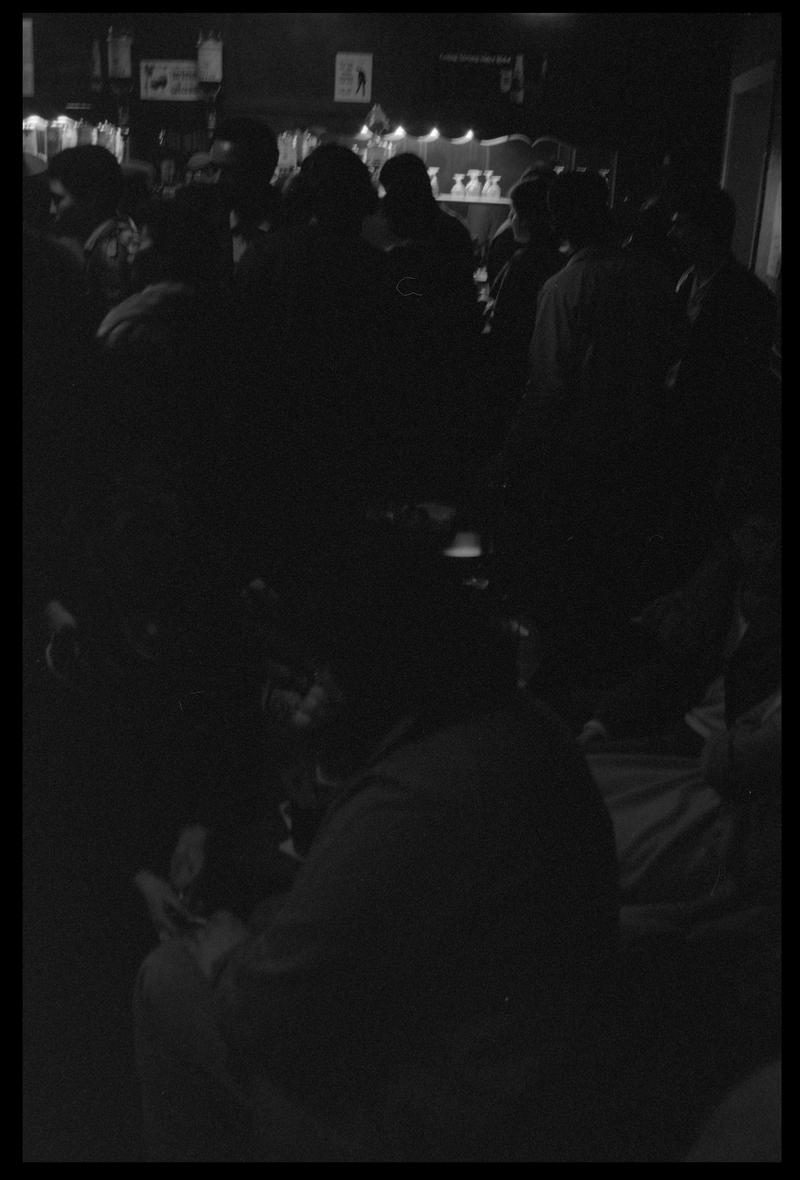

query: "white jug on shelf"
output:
483 172 501 199
427 166 440 196
465 169 482 197
450 172 465 196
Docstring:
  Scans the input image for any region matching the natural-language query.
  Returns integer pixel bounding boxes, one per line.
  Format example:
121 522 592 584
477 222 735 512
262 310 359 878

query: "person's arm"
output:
213 775 475 1147
486 220 514 284
501 273 573 463
484 255 527 342
579 552 740 745
575 602 700 745
701 689 781 800
137 820 232 941
134 868 207 940
526 271 574 405
581 650 710 745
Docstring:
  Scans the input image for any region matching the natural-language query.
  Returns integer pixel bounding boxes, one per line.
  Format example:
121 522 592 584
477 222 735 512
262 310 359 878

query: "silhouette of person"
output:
132 511 619 1162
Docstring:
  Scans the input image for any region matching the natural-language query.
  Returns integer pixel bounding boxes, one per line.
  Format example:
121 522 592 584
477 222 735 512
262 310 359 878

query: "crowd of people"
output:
23 117 780 1161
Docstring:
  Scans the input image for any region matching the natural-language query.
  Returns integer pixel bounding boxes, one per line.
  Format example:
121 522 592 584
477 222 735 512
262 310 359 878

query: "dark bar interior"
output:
23 11 781 1163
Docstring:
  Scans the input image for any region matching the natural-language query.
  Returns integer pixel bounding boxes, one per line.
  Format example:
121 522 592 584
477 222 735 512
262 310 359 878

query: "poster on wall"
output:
334 53 373 102
23 18 34 97
140 60 201 101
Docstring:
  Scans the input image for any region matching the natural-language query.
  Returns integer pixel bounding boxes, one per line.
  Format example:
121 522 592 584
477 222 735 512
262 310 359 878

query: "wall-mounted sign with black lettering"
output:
438 51 526 106
140 60 200 102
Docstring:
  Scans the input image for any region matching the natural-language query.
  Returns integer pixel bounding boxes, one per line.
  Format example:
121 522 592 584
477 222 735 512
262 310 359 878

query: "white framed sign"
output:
334 53 372 103
140 60 200 102
23 18 34 97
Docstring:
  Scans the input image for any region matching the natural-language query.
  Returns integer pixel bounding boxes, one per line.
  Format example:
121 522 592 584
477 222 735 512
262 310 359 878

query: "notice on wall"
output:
23 18 34 97
140 60 200 102
334 53 373 103
438 51 525 105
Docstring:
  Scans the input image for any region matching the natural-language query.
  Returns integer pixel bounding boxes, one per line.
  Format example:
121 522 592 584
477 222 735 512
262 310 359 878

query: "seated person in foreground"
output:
133 509 618 1162
576 470 781 913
